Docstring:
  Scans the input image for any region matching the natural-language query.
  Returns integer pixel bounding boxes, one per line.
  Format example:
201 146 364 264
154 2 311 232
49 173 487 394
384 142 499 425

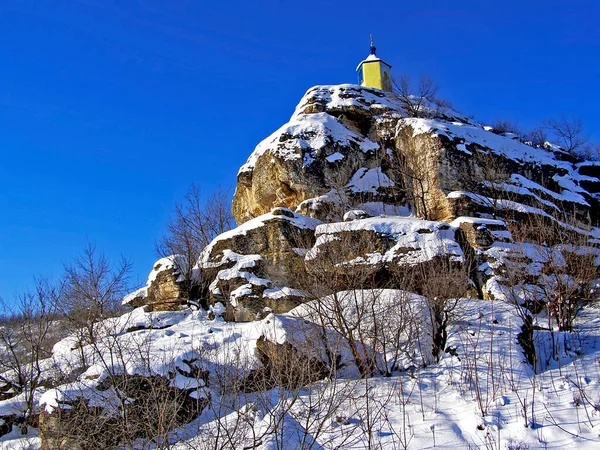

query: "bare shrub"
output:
577 143 600 160
57 243 132 366
490 120 522 136
508 215 598 333
182 321 358 450
525 126 548 148
248 337 358 450
411 257 471 362
0 280 57 430
42 316 208 450
393 74 439 118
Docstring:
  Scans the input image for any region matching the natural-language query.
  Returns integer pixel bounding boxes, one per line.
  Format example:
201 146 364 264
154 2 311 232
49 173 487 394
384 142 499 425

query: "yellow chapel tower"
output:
356 36 392 92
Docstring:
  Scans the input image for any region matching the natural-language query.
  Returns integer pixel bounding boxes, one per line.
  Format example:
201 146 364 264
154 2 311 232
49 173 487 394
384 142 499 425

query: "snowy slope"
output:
1 289 599 449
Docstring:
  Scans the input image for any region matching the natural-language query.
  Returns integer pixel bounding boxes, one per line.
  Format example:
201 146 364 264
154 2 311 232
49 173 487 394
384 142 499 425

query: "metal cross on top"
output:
369 34 376 55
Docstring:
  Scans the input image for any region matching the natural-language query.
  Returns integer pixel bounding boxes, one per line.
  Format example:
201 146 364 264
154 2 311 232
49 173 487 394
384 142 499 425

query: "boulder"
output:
450 217 510 250
123 256 188 312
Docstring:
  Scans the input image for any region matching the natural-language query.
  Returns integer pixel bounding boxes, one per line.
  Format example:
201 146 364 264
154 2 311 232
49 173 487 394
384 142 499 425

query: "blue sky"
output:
1 0 599 303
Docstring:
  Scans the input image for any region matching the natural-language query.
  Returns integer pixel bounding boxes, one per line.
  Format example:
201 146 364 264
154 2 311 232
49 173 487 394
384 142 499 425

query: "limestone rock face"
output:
199 208 321 321
395 119 600 225
233 83 600 230
232 85 408 224
448 217 512 300
123 256 188 312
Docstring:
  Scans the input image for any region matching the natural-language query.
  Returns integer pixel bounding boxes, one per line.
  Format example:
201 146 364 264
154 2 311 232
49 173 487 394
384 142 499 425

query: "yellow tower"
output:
356 35 392 91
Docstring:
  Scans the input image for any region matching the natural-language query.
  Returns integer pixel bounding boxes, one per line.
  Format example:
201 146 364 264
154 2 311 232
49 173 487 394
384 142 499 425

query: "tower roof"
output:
356 56 391 71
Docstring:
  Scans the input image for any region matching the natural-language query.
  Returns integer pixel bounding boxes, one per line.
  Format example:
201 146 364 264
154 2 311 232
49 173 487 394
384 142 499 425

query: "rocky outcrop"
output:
233 84 600 229
232 85 409 224
127 84 600 320
394 118 600 226
242 335 329 391
198 212 515 319
199 208 321 321
449 216 512 300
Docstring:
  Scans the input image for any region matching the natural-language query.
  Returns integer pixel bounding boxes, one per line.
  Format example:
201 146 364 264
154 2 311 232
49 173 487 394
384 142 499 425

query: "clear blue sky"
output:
1 0 599 303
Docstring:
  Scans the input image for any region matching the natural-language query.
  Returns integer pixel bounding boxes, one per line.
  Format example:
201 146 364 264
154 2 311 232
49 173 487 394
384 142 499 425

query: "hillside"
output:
2 84 600 449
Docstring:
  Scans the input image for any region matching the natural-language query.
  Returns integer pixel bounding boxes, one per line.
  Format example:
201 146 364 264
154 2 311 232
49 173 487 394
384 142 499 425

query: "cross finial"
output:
369 34 376 55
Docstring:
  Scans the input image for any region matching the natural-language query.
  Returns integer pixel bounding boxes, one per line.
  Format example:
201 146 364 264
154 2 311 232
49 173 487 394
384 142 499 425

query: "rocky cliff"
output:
234 84 600 226
131 84 600 319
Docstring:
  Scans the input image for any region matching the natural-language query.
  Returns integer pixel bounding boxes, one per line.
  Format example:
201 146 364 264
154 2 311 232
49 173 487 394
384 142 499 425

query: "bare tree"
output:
423 260 469 362
157 184 234 298
545 116 590 157
58 243 132 364
577 143 600 160
393 74 439 118
394 124 445 220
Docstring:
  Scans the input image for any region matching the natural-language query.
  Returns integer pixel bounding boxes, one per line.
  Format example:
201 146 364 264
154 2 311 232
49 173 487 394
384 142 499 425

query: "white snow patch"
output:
346 167 394 193
326 152 344 162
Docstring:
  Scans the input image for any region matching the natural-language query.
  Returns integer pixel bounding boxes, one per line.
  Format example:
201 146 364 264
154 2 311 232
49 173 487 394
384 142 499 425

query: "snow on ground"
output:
2 290 600 448
0 390 44 420
161 298 600 450
0 427 39 450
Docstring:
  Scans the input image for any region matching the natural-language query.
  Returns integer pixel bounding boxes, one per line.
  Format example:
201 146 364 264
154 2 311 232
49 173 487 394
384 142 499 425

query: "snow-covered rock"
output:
305 217 467 291
199 208 320 321
123 255 189 311
232 85 407 224
233 84 600 227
